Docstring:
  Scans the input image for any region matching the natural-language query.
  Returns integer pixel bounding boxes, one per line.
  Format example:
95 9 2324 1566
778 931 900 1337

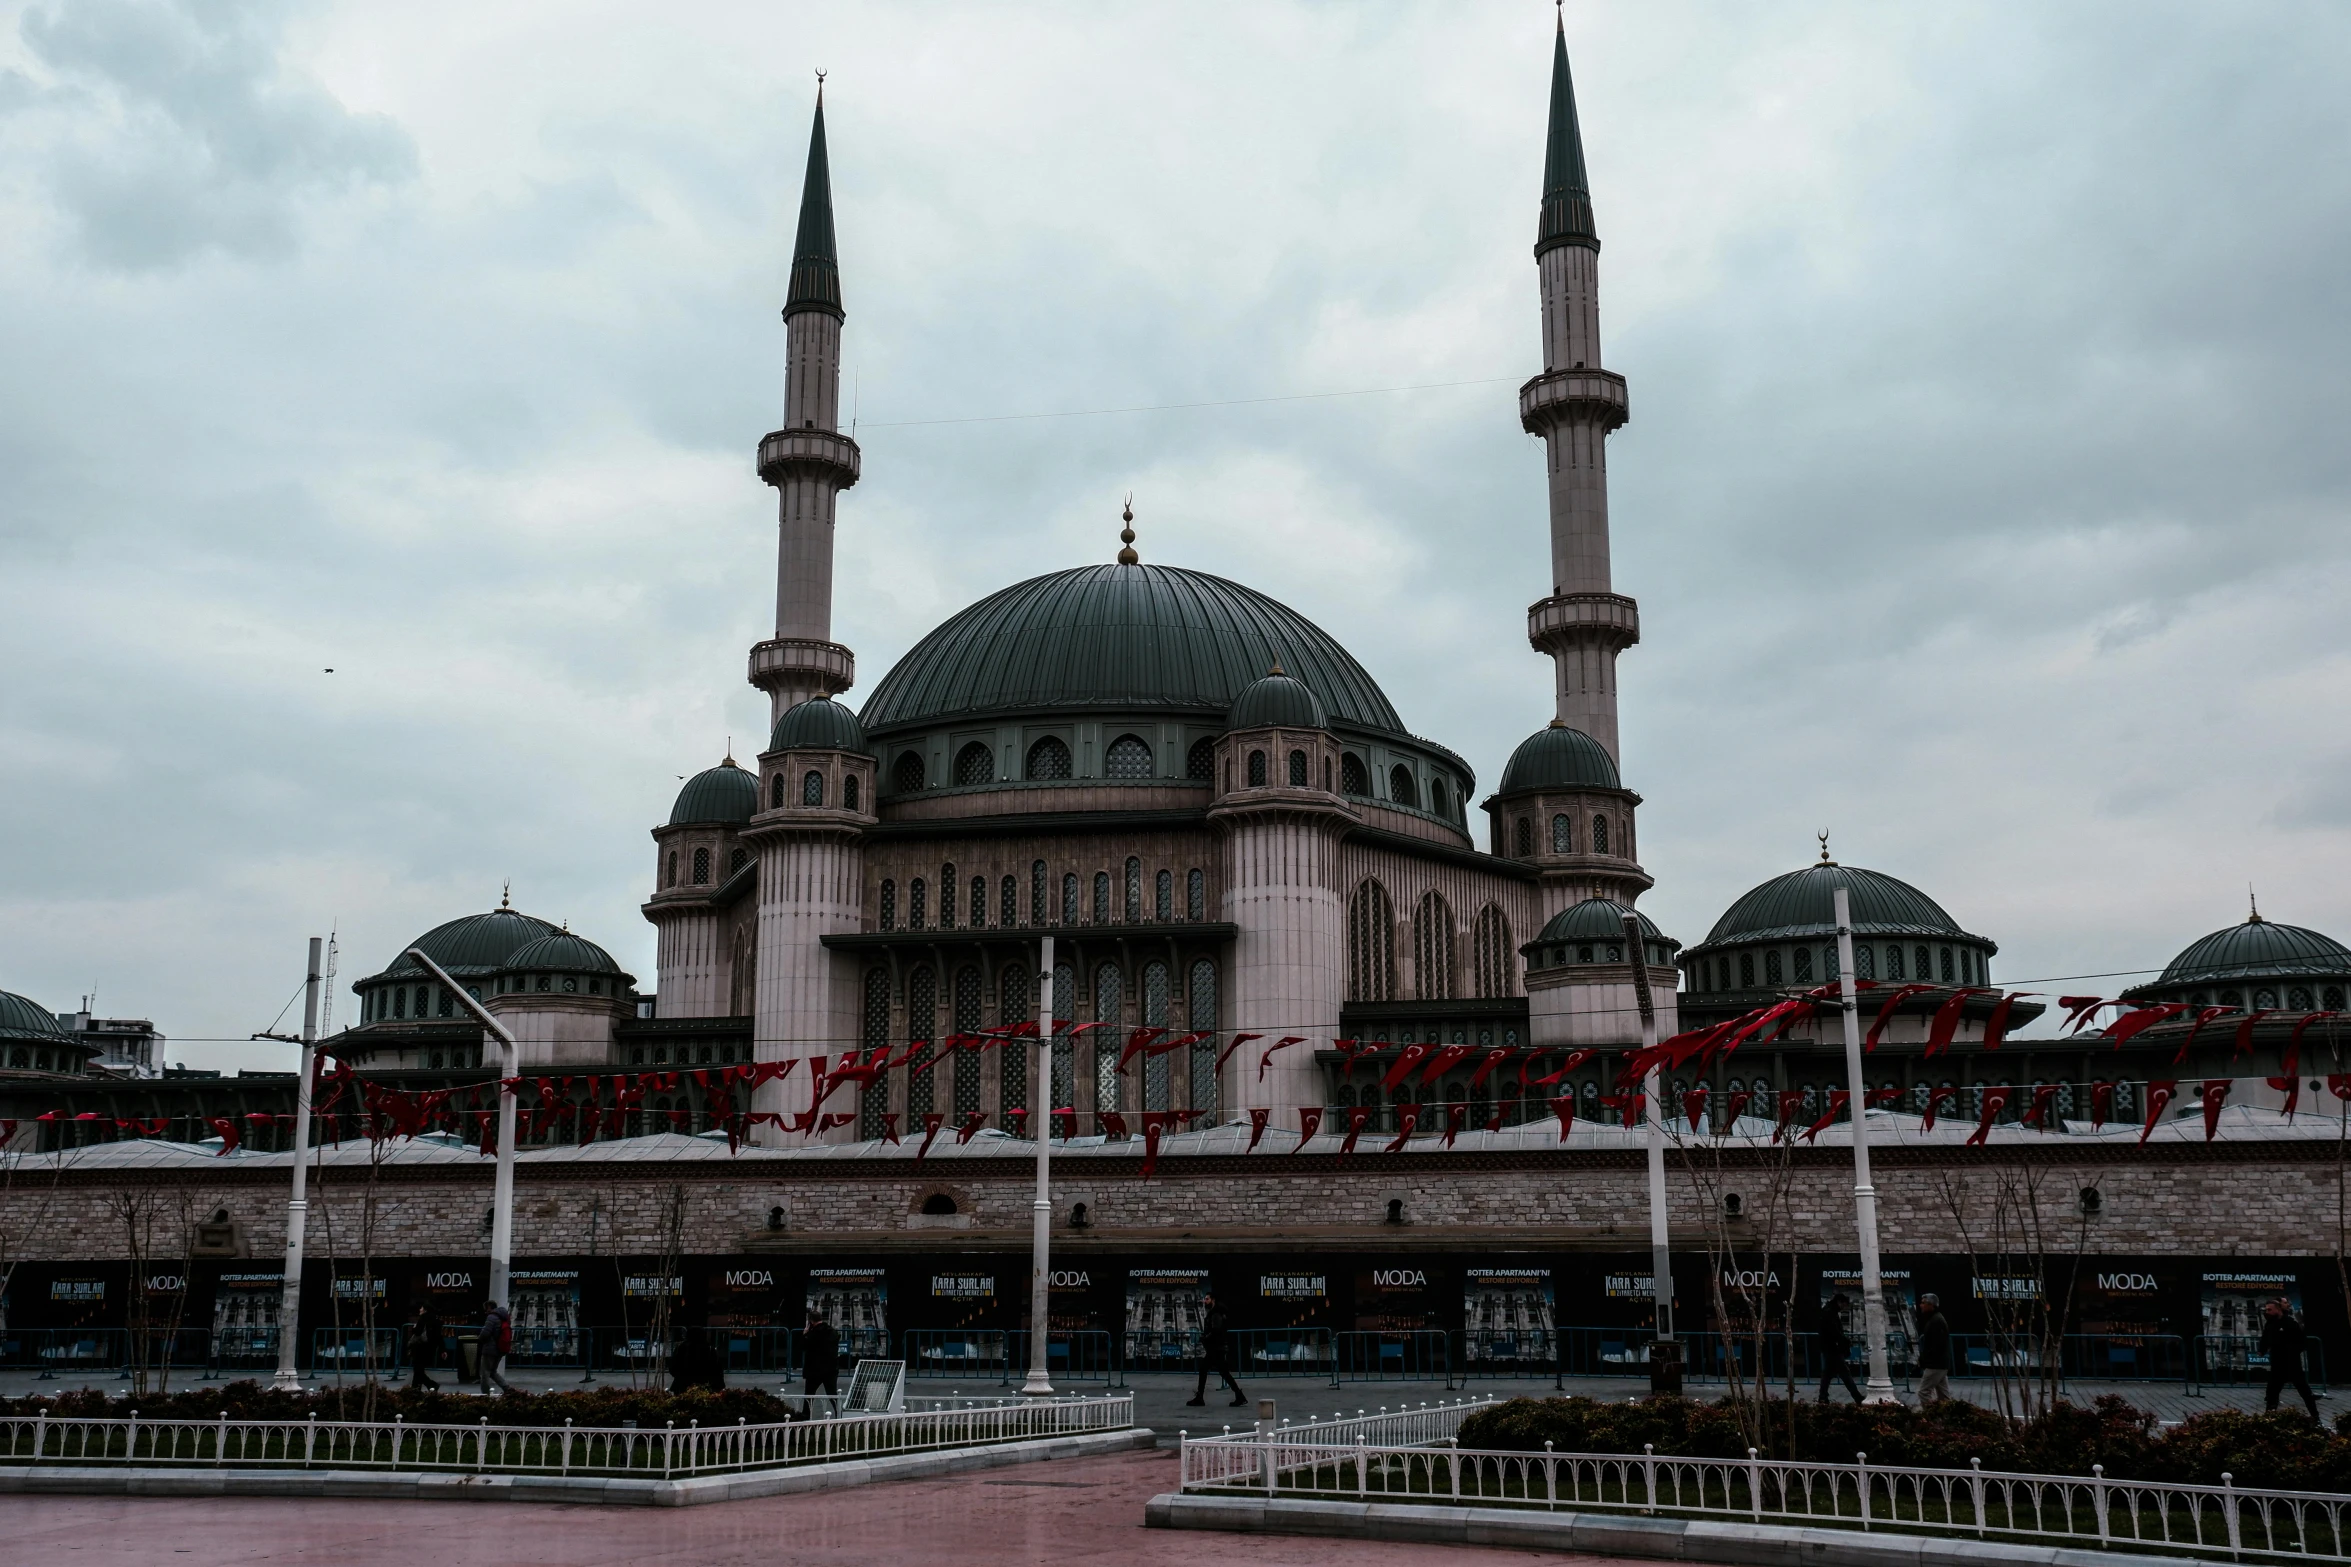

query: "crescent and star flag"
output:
1256 1037 1309 1082
2020 1084 2061 1130
2089 1080 2114 1129
1865 985 1938 1049
1293 1106 1323 1150
1442 1102 1467 1148
914 1112 946 1160
1246 1106 1271 1153
1338 1107 1373 1158
1383 1105 1420 1154
1381 1044 1435 1092
1215 1034 1264 1074
2139 1082 2176 1146
2199 1080 2231 1140
1801 1091 1848 1143
1966 1085 2013 1146
1981 993 2040 1051
1920 1085 1959 1133
1549 1095 1575 1140
1683 1086 1709 1132
2267 1075 2302 1119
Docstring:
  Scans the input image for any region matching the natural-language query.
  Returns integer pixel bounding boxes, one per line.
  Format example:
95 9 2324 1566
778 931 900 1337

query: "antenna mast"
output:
319 930 339 1036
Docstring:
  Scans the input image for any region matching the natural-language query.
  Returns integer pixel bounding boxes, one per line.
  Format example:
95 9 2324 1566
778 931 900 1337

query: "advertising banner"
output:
2203 1270 2301 1371
807 1268 889 1358
1125 1267 1208 1370
510 1269 583 1361
1463 1267 1554 1370
1353 1264 1443 1333
211 1272 283 1364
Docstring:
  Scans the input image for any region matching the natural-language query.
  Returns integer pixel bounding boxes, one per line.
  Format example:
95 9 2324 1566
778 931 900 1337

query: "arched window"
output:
1104 734 1153 778
692 847 711 884
953 966 984 1113
879 879 897 930
802 770 824 806
1739 952 1756 988
729 847 748 875
1592 815 1609 855
1141 960 1172 1110
1188 959 1219 1111
1938 947 1955 983
906 966 937 1119
893 752 926 793
1856 943 1876 980
1348 879 1396 1001
1885 944 1904 980
971 875 988 928
1430 778 1448 815
1413 891 1457 1001
665 851 677 887
1124 857 1143 922
1914 946 1931 981
1001 874 1018 927
772 774 789 808
1026 736 1072 780
1155 868 1172 921
1765 949 1784 985
1389 765 1418 807
998 962 1030 1113
2326 986 2347 1011
1514 818 1532 857
939 864 957 928
2254 988 2280 1010
860 969 892 1140
1186 868 1206 921
1340 753 1368 795
909 878 927 930
1473 905 1514 998
1050 961 1076 1106
1247 750 1267 786
1093 963 1124 1111
1062 872 1079 925
1186 737 1216 781
1092 870 1111 924
954 742 994 786
1550 815 1570 853
1287 749 1307 786
2289 986 2314 1010
843 774 860 812
1792 946 1813 983
1031 861 1046 925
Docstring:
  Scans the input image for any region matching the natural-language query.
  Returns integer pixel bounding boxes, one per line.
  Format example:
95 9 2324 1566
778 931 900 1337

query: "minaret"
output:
751 82 861 725
1519 17 1636 763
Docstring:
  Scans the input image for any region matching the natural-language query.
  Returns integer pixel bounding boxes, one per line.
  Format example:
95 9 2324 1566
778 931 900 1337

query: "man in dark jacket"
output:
404 1305 441 1391
801 1309 841 1413
1817 1294 1862 1404
1915 1293 1950 1404
1185 1293 1246 1408
668 1320 726 1395
2262 1298 2322 1418
479 1301 516 1396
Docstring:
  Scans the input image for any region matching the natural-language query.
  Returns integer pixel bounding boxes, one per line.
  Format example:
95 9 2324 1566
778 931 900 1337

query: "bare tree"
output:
103 1182 199 1398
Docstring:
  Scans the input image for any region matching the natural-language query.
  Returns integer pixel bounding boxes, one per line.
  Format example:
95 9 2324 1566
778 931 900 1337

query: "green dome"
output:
670 760 757 826
1537 898 1671 945
858 564 1405 735
0 989 69 1043
1694 863 1978 950
374 907 561 982
505 932 628 978
1228 669 1326 730
1497 723 1621 794
770 697 871 755
2148 916 2351 988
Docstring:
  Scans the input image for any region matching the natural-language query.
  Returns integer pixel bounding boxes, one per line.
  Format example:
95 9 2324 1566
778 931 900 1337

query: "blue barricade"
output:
1233 1327 1334 1376
903 1328 1011 1379
1005 1329 1124 1385
1332 1330 1451 1386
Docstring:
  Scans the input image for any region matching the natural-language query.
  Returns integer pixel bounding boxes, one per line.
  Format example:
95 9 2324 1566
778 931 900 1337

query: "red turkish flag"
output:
1256 1037 1308 1083
1774 1089 1806 1137
1802 1090 1849 1143
954 1112 988 1145
1442 1101 1467 1148
1921 1085 1959 1133
1338 1107 1373 1158
1981 992 2040 1051
2090 1080 2115 1129
2138 1081 2176 1145
880 1112 901 1146
1682 1086 1709 1132
1004 1107 1029 1138
1966 1086 2013 1146
1383 1105 1421 1154
1214 1033 1263 1074
2267 1076 2302 1120
1419 1044 1479 1086
206 1117 241 1155
1098 1110 1130 1140
2020 1084 2060 1130
1926 989 1993 1058
1139 1117 1165 1180
2198 1080 2231 1140
1381 1045 1434 1092
1293 1106 1323 1150
1548 1095 1575 1141
1864 985 1937 1049
1724 1089 1753 1126
1246 1106 1271 1153
914 1112 947 1160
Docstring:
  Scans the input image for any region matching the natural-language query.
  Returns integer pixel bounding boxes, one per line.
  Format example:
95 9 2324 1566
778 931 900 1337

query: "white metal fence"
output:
1 1394 1130 1479
1179 1397 1493 1490
1177 1432 2351 1562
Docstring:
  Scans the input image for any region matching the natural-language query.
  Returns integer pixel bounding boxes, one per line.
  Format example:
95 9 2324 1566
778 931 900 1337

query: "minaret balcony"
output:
1527 591 1640 656
1517 368 1629 435
757 426 862 489
749 637 855 699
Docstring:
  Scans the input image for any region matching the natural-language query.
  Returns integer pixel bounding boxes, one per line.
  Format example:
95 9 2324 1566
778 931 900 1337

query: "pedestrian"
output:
2262 1297 2321 1419
669 1319 726 1395
1915 1292 1950 1404
1817 1294 1861 1404
801 1308 841 1415
1185 1291 1247 1409
404 1303 442 1392
480 1299 516 1396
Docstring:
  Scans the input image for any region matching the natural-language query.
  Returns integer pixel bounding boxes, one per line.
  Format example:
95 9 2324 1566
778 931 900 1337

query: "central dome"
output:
859 565 1406 735
1696 863 1973 947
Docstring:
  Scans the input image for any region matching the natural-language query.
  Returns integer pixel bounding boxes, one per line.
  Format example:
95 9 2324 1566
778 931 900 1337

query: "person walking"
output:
801 1308 841 1415
1915 1293 1951 1404
669 1318 726 1395
479 1299 516 1396
404 1304 442 1392
2262 1297 2322 1418
1185 1292 1247 1408
1817 1294 1862 1404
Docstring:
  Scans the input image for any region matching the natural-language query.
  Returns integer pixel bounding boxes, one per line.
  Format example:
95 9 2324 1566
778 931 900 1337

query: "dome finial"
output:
2249 884 2264 924
1116 494 1139 565
724 736 736 768
501 879 511 910
1816 830 1837 867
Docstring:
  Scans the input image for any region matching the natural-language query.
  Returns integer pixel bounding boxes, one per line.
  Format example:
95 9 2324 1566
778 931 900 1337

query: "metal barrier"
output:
1234 1327 1336 1377
1458 1329 1560 1382
1557 1325 1657 1380
0 1328 127 1378
310 1328 402 1375
204 1328 281 1377
1332 1330 1451 1387
2199 1334 2331 1390
1004 1330 1124 1386
902 1329 1013 1380
507 1324 588 1370
1124 1330 1200 1376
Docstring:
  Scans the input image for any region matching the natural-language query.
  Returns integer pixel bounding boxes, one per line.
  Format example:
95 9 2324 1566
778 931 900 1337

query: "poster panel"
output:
1125 1267 1208 1370
1818 1266 1918 1373
1463 1267 1554 1371
211 1272 283 1365
1353 1263 1443 1333
510 1269 583 1362
807 1267 890 1359
2202 1269 2301 1372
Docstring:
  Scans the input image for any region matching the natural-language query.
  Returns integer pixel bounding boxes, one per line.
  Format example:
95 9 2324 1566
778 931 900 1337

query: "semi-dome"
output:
1227 668 1327 730
0 989 70 1042
1497 722 1620 794
1537 897 1669 945
372 906 561 982
670 759 758 826
505 932 627 977
1695 862 1976 949
2145 914 2351 989
858 564 1406 735
770 696 871 755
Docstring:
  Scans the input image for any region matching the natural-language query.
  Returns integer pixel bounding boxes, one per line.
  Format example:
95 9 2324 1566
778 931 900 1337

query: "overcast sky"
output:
4 1 2348 1069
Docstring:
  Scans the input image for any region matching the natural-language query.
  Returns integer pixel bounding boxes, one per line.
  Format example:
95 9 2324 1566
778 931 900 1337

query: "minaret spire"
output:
752 80 861 724
1519 14 1635 761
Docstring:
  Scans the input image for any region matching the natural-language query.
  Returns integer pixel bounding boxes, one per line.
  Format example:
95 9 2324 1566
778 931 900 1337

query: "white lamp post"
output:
1623 914 1672 1354
1831 886 1898 1401
406 948 521 1310
269 937 323 1391
1021 934 1057 1397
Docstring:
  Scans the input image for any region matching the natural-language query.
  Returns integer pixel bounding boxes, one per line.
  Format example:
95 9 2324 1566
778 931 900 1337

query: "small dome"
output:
670 760 758 826
1537 897 1670 945
1695 863 1975 949
2149 915 2351 989
0 989 70 1043
1497 723 1621 794
378 906 562 981
770 696 872 755
505 932 627 976
1227 668 1327 730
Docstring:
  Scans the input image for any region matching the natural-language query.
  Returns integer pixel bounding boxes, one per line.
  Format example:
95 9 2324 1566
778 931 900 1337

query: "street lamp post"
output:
1021 934 1057 1397
1624 914 1674 1362
1832 886 1898 1401
270 937 324 1391
406 948 521 1309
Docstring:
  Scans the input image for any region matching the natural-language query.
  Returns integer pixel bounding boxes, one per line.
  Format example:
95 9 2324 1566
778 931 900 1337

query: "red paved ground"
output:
11 1448 1609 1564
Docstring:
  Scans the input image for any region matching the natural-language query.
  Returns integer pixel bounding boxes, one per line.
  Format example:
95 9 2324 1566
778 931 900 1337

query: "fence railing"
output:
1458 1329 1559 1380
1332 1331 1451 1387
0 1393 1132 1478
1178 1397 1491 1491
1177 1432 2351 1563
2200 1335 2331 1390
1235 1328 1335 1376
903 1330 1013 1380
1005 1330 1124 1386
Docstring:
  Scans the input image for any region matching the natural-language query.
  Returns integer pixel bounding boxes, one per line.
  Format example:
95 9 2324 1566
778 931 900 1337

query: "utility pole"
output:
406 948 521 1309
1624 913 1675 1384
269 937 323 1391
1832 886 1897 1401
1021 934 1057 1397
